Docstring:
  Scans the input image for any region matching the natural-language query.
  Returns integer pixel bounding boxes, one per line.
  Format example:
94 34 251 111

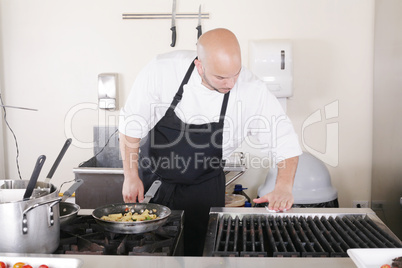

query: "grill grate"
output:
212 214 402 257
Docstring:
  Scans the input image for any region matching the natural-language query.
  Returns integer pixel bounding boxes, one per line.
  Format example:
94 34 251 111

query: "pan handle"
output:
61 179 84 202
142 180 162 204
22 197 62 235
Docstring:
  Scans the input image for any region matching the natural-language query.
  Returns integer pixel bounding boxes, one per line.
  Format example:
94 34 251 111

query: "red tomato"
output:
380 265 391 268
39 265 49 268
13 263 26 268
21 265 32 268
0 261 6 268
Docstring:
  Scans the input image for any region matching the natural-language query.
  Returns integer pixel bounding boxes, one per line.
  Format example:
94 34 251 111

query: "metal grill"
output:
55 211 184 256
210 214 402 257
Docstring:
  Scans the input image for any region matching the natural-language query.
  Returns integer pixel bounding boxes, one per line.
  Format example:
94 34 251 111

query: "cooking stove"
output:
203 208 402 257
54 210 184 256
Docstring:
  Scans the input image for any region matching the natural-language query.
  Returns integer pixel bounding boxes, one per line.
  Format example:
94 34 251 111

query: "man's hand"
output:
253 187 294 211
122 176 144 203
253 156 299 211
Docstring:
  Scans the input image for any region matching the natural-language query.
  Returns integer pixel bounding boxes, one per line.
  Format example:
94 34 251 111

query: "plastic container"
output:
233 184 251 203
225 194 246 207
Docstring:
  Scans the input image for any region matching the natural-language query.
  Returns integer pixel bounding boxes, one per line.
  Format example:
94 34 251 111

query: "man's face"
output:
201 67 241 94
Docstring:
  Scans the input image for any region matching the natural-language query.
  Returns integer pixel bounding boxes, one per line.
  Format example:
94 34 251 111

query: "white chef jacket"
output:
119 50 302 164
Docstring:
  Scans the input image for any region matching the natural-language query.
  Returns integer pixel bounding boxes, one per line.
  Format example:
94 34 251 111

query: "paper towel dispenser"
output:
98 73 118 110
249 40 293 98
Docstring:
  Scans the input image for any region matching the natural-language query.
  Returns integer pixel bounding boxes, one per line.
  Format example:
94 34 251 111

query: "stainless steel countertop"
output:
79 207 378 216
58 208 371 267
5 208 392 267
0 253 357 268
208 207 377 215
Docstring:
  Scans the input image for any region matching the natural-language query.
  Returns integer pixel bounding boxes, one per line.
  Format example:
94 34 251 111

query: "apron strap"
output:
168 57 231 124
219 91 230 124
169 58 197 110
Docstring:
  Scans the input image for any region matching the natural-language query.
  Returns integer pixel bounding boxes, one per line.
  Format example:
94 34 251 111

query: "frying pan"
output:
60 202 81 226
92 180 171 234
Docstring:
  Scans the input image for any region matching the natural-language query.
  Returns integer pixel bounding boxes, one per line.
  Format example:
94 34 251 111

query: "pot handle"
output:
22 197 62 235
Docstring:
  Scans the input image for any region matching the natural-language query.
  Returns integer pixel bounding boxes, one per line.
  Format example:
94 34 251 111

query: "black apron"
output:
138 59 230 256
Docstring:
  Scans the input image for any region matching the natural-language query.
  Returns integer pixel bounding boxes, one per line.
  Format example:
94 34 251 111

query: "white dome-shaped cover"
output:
258 152 338 204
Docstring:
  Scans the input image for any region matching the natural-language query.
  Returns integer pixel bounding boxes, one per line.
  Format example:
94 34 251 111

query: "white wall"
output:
0 0 374 207
372 0 402 239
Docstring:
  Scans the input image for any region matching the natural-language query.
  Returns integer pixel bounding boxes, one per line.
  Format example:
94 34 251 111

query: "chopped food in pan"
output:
101 209 158 222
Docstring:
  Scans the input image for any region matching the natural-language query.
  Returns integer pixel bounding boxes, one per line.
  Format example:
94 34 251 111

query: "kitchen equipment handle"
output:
45 138 72 183
23 155 46 200
225 171 246 187
196 25 202 39
170 26 176 47
142 180 162 203
281 50 285 70
22 197 62 235
61 179 84 202
196 4 202 40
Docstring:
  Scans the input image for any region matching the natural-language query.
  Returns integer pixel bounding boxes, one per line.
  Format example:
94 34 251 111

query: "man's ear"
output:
194 59 204 76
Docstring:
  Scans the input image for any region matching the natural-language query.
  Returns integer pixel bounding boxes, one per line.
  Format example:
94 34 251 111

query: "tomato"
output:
13 263 26 268
380 265 391 268
21 265 32 268
0 261 6 268
39 265 49 268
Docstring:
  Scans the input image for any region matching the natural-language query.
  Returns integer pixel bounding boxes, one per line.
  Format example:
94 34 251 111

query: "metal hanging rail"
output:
122 13 209 20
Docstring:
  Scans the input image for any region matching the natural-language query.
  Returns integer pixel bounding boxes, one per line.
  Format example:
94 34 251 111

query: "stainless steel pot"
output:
0 180 61 253
0 179 50 202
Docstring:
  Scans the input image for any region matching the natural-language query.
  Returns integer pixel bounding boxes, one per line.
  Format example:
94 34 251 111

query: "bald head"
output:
195 28 242 93
197 28 241 71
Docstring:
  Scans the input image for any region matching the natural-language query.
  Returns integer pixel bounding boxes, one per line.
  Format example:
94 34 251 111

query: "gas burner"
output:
55 210 184 256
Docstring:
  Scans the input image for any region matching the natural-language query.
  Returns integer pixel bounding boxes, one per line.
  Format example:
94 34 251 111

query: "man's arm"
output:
253 156 299 211
119 132 144 203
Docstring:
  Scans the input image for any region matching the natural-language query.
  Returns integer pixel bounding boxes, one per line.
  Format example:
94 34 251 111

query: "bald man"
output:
119 28 302 255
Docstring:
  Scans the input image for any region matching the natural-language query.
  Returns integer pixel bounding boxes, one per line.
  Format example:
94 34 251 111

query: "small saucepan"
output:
59 179 84 227
92 180 171 234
